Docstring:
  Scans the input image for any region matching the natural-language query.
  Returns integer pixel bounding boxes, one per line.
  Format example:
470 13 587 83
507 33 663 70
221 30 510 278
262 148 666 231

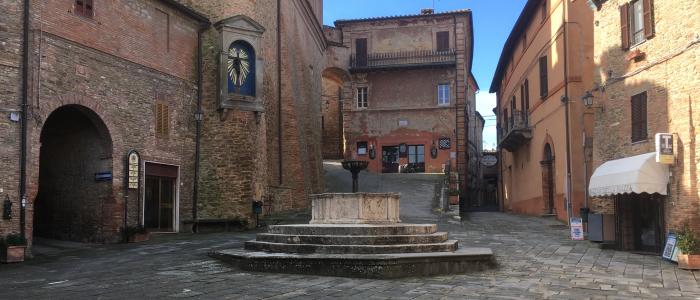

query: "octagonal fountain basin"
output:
310 193 400 225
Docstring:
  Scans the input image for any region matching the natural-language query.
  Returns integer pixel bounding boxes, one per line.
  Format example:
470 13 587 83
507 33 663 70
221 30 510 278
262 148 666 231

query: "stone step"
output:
267 224 437 236
244 240 459 254
211 247 495 279
255 232 449 245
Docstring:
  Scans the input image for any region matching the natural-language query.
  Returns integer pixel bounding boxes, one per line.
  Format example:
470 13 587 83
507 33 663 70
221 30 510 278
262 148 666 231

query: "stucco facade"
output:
491 0 594 222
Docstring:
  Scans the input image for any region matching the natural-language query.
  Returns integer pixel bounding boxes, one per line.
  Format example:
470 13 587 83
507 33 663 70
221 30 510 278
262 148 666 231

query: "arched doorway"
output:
321 67 350 159
541 143 555 215
34 105 113 243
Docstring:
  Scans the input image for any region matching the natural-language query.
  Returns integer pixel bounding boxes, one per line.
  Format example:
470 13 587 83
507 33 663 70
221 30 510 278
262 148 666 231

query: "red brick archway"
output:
33 104 114 243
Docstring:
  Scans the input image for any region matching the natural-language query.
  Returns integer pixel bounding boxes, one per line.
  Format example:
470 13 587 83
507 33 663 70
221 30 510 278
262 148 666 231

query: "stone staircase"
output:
211 193 496 278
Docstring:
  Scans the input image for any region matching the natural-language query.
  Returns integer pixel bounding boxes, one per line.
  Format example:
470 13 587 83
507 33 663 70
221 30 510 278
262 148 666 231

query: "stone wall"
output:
593 0 700 233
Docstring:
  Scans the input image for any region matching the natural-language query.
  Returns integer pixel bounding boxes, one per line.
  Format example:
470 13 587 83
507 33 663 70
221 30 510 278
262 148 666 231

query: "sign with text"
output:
655 133 674 165
662 232 677 260
570 218 584 241
127 150 140 189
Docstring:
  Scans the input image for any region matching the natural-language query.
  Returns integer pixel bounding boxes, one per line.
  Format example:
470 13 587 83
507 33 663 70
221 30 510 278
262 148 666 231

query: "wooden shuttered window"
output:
155 101 170 138
436 31 450 52
539 56 548 99
620 3 630 50
642 0 654 39
621 0 654 50
631 92 648 142
75 0 94 18
355 38 368 67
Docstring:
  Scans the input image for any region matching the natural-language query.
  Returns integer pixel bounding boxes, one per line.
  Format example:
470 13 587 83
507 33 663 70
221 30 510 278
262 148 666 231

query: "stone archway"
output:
34 105 113 243
321 67 350 159
541 142 556 215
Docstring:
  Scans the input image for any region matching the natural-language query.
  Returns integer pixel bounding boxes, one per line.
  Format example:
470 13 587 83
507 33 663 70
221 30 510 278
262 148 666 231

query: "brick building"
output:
0 0 325 254
491 0 594 223
587 0 700 253
323 9 478 202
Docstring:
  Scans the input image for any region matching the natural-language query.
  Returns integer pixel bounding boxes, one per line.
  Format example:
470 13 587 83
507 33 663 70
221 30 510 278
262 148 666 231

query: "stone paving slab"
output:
1 168 700 299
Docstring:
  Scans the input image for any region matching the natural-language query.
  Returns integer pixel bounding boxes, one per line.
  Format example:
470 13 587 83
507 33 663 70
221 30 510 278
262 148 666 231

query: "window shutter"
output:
643 0 654 39
436 31 449 52
539 56 548 98
163 105 170 136
620 3 630 50
355 39 367 67
76 0 85 15
155 102 163 136
631 92 648 142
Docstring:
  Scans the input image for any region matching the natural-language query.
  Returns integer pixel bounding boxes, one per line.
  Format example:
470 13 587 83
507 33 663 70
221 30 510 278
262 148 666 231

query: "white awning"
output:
589 152 670 197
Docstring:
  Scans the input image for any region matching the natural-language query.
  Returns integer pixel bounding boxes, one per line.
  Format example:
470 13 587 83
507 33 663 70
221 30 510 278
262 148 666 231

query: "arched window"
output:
227 40 255 96
544 143 553 161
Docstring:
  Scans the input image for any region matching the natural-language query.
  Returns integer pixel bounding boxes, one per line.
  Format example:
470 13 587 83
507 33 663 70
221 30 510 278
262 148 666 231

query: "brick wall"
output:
0 0 24 238
593 0 700 234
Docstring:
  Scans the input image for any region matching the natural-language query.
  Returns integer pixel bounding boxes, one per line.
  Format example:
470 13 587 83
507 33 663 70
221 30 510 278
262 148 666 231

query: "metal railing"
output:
351 49 456 69
501 110 530 137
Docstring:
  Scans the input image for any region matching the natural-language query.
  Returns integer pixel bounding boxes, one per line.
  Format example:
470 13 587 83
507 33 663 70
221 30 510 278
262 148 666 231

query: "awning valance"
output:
589 152 670 197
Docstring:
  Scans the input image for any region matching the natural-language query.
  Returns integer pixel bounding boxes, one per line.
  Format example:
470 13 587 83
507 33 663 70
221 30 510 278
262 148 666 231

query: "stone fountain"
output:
211 192 495 278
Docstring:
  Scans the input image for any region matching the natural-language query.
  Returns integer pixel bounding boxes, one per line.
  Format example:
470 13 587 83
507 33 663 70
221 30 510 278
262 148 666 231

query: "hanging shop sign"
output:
655 133 674 165
570 217 584 241
481 155 498 167
127 150 140 189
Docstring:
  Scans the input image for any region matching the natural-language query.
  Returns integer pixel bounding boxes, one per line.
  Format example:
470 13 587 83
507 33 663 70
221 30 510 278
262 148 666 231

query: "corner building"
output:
490 0 594 222
0 0 325 252
323 10 478 202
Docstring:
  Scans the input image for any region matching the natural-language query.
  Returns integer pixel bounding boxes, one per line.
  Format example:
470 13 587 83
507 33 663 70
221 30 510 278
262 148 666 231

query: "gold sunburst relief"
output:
227 47 251 89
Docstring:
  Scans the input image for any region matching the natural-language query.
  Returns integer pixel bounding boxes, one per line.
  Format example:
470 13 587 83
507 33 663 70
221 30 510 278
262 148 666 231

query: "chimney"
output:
421 8 434 15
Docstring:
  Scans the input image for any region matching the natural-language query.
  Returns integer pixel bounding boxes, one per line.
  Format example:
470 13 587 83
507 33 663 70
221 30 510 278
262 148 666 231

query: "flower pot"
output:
128 232 151 243
449 195 459 205
1 245 26 263
678 253 700 270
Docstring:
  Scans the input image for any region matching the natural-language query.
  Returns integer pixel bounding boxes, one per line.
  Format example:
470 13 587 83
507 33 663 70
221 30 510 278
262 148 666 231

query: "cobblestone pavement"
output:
1 163 699 299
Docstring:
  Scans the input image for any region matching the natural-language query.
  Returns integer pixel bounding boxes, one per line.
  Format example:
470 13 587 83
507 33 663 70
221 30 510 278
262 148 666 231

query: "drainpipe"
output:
277 0 283 185
192 26 206 225
19 0 31 239
562 2 573 225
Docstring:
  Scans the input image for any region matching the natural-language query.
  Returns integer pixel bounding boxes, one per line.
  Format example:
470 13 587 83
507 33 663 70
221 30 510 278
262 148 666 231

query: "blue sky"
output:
324 0 527 150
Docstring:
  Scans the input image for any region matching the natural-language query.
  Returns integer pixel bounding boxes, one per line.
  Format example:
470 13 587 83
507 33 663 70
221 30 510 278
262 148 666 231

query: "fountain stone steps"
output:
244 240 459 254
255 232 449 245
267 224 437 236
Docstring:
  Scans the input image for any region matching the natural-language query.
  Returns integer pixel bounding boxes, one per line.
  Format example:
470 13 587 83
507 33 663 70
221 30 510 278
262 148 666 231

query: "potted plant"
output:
1 234 27 263
448 189 460 205
676 224 700 270
125 225 150 243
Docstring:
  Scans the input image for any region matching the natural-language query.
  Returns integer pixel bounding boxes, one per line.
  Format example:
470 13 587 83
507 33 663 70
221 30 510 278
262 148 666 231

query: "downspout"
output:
193 26 206 225
277 0 283 185
19 0 31 239
562 2 573 224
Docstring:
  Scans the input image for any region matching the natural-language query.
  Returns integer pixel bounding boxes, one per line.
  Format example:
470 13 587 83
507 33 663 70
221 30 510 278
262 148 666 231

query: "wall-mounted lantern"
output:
582 91 594 108
368 143 376 160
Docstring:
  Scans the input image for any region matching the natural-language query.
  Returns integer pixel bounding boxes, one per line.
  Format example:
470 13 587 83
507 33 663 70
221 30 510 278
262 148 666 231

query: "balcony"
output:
499 110 532 152
350 49 456 72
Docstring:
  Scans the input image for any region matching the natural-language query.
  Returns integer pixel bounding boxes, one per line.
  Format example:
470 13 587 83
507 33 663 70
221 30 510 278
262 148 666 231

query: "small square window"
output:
75 0 94 18
357 87 368 109
357 142 368 156
438 84 450 105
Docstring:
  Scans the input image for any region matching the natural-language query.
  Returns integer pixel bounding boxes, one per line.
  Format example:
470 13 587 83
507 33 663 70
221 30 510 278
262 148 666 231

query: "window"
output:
620 0 654 49
522 33 527 53
357 87 368 108
436 31 450 52
541 0 547 23
357 142 368 156
75 0 94 18
631 92 648 142
439 138 451 149
408 145 425 172
539 56 548 99
521 80 530 112
155 101 170 138
438 84 450 105
355 38 368 67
